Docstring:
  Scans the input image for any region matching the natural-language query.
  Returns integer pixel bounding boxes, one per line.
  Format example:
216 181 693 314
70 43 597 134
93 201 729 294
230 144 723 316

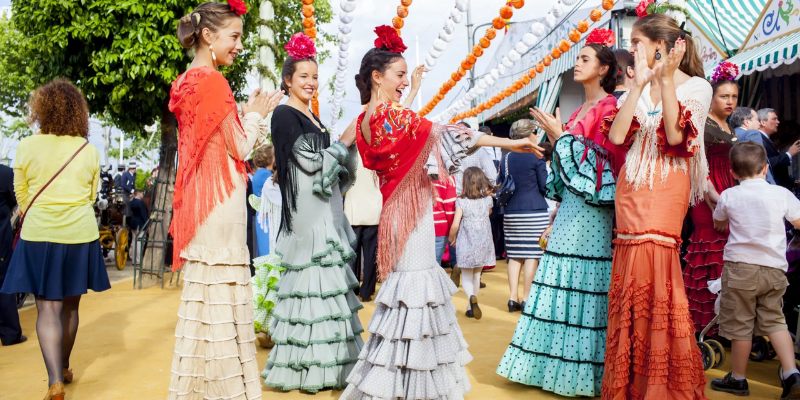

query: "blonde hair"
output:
177 2 239 49
510 119 536 140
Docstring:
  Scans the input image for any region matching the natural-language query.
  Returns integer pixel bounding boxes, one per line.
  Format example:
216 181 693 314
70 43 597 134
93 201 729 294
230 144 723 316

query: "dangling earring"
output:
209 44 218 66
654 49 662 61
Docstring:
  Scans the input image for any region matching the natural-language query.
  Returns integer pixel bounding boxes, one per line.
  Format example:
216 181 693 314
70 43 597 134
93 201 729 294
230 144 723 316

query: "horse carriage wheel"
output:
115 228 130 270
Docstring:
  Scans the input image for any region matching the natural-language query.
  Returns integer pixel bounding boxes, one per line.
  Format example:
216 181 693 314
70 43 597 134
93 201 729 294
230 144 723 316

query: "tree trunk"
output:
140 102 178 281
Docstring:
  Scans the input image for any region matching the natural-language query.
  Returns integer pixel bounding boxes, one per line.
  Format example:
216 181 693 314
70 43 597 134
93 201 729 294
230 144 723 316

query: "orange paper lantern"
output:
559 39 571 53
543 55 552 66
473 46 484 57
306 27 317 38
451 72 462 82
393 16 404 29
590 9 602 21
577 20 590 33
479 37 491 48
302 17 315 29
302 0 313 4
528 69 537 78
402 0 412 5
536 63 545 73
551 48 562 59
457 67 467 76
397 6 409 18
486 28 497 40
302 5 314 18
499 6 514 19
492 17 506 30
569 29 581 43
602 0 615 10
461 60 472 70
521 75 531 84
510 0 525 9
467 54 477 64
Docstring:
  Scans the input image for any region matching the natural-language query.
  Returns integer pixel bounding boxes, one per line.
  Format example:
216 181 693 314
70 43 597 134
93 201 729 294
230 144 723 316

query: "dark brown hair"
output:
730 141 767 178
461 166 492 200
540 141 554 162
613 48 634 86
253 143 275 169
585 44 618 94
29 78 89 137
711 79 738 95
633 14 705 78
177 2 240 49
355 48 404 105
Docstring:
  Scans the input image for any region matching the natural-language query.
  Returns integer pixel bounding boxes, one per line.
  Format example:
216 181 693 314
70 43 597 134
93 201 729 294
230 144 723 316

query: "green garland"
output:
646 3 690 21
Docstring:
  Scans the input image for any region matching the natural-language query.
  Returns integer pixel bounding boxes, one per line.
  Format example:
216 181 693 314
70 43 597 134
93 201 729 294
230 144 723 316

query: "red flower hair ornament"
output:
227 0 247 16
635 0 655 17
285 32 317 60
374 25 407 53
585 28 615 47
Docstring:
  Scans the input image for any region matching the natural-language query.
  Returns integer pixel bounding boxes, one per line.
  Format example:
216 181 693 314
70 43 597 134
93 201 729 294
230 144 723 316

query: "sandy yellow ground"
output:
0 263 787 399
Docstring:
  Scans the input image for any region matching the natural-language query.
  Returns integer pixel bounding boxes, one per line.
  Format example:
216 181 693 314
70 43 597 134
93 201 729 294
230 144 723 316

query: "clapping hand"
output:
507 135 544 158
244 88 284 118
634 42 659 88
529 106 563 143
338 118 359 147
410 65 427 91
659 38 686 82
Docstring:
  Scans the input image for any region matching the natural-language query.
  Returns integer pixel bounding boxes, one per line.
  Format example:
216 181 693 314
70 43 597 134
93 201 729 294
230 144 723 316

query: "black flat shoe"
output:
711 372 749 396
470 295 482 320
521 301 526 312
507 300 521 312
2 335 27 346
465 309 474 318
479 281 486 288
782 371 800 399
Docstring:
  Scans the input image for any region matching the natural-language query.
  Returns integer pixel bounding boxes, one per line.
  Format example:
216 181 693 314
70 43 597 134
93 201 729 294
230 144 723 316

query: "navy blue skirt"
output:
0 239 111 300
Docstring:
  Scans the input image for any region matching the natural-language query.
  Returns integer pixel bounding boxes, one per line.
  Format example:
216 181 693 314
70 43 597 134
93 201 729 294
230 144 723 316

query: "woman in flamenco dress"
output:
340 26 542 400
683 61 741 336
601 10 712 399
262 32 364 393
496 28 625 397
167 2 283 398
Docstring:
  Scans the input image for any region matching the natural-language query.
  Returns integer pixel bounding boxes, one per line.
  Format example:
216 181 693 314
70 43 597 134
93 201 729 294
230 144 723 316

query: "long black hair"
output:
585 43 618 94
354 48 404 105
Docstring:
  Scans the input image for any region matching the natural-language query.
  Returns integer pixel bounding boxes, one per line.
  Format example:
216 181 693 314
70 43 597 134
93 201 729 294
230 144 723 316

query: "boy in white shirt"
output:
712 141 800 398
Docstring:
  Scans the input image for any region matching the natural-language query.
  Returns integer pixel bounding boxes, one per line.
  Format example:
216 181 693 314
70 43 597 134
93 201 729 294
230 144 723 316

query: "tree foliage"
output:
1 0 332 135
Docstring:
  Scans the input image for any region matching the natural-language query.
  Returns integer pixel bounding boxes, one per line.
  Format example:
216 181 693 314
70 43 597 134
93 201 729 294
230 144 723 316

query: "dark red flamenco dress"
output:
683 119 736 335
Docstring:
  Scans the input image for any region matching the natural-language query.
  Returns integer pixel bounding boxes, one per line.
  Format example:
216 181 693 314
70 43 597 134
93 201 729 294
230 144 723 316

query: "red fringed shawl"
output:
356 102 436 279
168 67 248 271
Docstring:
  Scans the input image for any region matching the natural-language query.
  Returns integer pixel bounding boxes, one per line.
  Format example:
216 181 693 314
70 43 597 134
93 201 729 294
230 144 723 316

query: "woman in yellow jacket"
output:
0 79 110 400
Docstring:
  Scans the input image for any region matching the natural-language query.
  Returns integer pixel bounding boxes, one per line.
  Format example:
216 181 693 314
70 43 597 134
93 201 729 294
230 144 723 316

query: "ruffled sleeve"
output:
546 134 616 207
655 81 713 158
432 123 484 174
599 92 640 151
292 135 350 198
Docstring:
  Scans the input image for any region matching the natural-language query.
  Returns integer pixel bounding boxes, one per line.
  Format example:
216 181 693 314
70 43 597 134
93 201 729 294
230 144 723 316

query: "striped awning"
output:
724 30 800 77
687 0 766 56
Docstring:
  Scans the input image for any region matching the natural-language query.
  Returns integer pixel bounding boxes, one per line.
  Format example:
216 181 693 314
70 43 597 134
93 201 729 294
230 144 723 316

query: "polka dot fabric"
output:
496 134 615 397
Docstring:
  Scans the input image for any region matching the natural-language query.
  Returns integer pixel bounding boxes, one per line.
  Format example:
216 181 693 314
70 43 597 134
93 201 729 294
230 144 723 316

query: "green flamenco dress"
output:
262 135 364 393
496 134 616 397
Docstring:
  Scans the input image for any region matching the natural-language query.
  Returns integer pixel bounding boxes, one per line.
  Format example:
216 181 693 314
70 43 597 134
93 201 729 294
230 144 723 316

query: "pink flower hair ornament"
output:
285 32 317 60
585 28 615 47
227 0 247 16
711 61 740 84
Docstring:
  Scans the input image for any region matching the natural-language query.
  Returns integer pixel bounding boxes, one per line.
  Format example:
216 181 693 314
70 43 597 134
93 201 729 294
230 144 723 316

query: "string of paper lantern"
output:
447 0 616 123
423 0 468 70
393 0 413 33
418 0 527 117
328 0 358 127
430 0 579 122
300 0 320 115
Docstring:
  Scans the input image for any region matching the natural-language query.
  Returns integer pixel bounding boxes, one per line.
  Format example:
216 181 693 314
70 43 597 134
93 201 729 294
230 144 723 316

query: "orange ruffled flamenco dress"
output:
600 77 712 399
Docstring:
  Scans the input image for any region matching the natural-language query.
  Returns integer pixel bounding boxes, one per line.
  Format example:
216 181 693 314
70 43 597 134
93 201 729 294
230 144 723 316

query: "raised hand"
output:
244 88 284 117
659 38 686 82
410 65 427 91
529 106 563 143
507 135 544 158
634 42 656 88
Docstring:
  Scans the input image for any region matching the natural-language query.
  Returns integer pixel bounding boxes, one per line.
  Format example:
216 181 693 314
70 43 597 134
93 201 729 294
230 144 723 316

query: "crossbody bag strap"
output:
20 140 90 220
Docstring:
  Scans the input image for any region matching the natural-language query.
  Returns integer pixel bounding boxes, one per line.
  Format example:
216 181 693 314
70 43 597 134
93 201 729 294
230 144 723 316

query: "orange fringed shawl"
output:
356 102 441 280
168 67 248 271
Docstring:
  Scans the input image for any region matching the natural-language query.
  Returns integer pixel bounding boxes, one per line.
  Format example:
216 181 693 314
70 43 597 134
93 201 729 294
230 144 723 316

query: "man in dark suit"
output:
756 108 800 190
732 107 776 184
0 164 25 346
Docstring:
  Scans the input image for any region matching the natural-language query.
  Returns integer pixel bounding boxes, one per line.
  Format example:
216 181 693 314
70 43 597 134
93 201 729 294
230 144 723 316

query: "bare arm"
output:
658 39 687 146
610 42 656 145
449 207 463 245
403 65 426 109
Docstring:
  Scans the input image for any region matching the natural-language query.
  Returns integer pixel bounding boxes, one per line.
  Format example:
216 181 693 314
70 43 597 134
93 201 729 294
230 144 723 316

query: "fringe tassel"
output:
170 111 248 271
376 132 438 280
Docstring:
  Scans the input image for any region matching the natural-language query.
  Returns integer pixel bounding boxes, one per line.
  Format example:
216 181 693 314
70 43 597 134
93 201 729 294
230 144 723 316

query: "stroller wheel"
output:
750 336 769 361
706 339 726 368
698 342 715 370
